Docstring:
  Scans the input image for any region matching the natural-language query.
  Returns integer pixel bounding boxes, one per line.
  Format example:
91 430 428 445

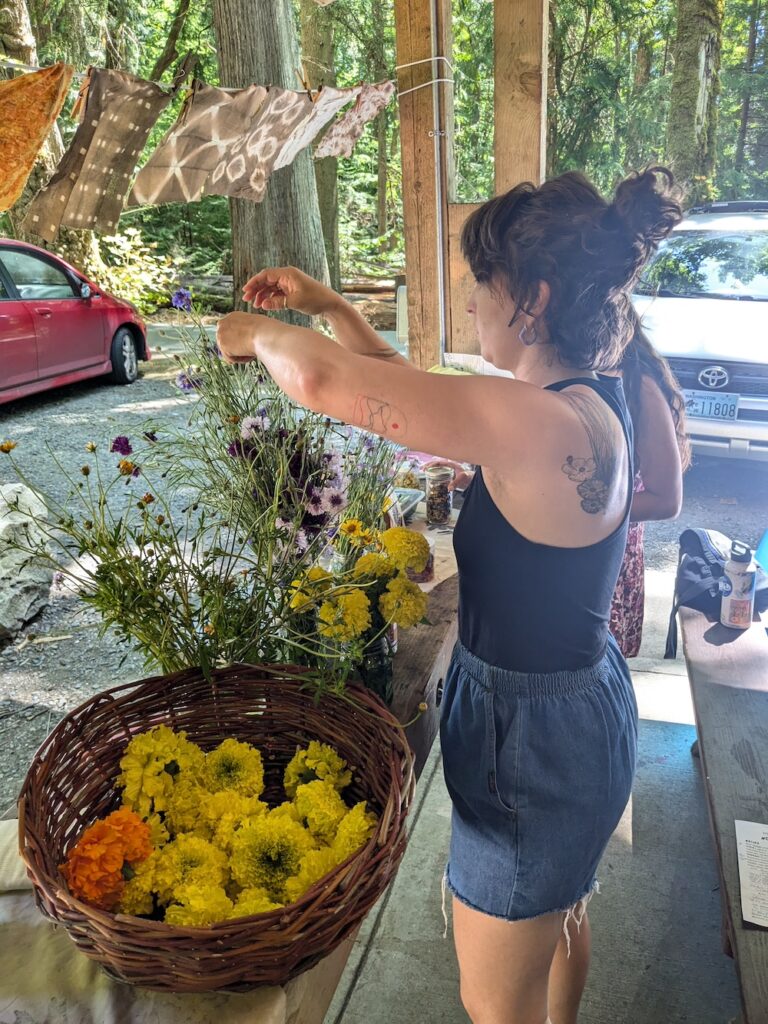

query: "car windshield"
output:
635 229 768 300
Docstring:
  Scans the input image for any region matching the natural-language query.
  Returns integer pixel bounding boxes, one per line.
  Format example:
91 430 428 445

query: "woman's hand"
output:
242 266 340 317
217 311 276 364
424 458 475 491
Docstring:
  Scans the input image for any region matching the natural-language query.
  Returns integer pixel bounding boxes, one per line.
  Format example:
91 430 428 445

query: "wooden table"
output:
679 607 768 1024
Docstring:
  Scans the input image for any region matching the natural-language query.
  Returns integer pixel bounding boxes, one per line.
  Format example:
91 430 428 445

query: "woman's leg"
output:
452 897 563 1024
547 911 591 1024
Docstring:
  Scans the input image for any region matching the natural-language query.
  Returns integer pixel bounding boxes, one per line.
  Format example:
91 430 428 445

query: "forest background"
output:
0 0 764 313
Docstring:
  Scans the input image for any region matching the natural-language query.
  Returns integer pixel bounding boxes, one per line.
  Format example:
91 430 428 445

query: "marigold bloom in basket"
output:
203 737 265 797
61 807 152 911
119 724 205 819
379 527 430 573
379 573 429 628
318 588 371 641
231 813 314 900
294 780 348 842
284 741 352 798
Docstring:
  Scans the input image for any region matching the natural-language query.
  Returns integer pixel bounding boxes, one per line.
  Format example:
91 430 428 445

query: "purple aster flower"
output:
110 435 132 456
241 412 271 439
320 487 347 514
294 529 309 553
227 439 248 458
306 492 325 517
171 287 193 312
175 371 203 392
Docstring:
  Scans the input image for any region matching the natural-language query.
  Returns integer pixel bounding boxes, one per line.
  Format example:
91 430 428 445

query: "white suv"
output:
632 201 768 461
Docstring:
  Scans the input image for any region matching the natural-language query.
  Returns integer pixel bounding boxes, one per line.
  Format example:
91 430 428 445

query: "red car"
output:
0 238 149 405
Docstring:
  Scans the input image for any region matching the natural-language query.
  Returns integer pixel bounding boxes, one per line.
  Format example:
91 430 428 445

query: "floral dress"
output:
610 476 645 658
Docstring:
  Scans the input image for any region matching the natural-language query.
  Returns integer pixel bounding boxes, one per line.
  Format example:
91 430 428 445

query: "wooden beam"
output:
494 0 549 192
447 202 481 355
394 0 453 370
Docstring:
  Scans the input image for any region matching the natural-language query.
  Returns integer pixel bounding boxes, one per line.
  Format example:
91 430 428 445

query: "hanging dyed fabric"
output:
203 87 317 202
0 63 73 212
270 85 360 170
314 81 396 160
129 82 268 207
24 68 174 240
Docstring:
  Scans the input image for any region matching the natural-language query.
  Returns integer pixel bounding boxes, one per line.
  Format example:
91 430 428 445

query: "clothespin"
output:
294 63 317 103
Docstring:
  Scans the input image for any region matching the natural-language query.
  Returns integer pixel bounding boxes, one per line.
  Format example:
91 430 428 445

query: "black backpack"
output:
664 528 768 659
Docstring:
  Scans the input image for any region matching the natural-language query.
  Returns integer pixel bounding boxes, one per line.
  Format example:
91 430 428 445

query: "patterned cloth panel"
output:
314 81 396 160
129 81 268 206
24 68 172 240
0 63 73 212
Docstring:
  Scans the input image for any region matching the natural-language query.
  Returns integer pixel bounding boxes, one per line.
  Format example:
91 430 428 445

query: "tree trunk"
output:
735 0 761 172
376 107 388 245
0 0 105 276
212 0 329 321
299 0 340 291
626 29 654 171
666 0 724 202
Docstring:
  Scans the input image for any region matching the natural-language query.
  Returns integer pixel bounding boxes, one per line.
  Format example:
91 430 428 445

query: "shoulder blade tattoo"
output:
352 394 408 437
560 390 618 515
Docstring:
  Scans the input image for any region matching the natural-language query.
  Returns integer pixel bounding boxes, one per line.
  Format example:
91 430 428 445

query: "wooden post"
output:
494 0 549 192
394 0 453 370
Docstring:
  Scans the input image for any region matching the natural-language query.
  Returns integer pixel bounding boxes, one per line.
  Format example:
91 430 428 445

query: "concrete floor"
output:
326 571 742 1024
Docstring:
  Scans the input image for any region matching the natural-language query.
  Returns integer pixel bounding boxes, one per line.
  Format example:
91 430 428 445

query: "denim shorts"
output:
440 637 638 921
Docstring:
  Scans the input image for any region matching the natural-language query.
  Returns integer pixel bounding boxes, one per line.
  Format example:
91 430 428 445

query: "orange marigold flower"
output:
60 808 152 911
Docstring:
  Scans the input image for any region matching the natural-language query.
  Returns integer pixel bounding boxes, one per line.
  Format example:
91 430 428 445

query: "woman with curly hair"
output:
217 166 681 1024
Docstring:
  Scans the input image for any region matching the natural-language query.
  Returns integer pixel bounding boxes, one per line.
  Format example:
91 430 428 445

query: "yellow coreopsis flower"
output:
284 741 352 798
379 527 429 573
379 573 428 628
318 588 371 641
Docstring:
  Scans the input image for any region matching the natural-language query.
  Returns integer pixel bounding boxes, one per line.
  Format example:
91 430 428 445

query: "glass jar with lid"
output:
425 465 453 525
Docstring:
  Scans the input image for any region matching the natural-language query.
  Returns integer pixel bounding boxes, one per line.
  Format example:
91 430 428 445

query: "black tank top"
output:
453 375 633 673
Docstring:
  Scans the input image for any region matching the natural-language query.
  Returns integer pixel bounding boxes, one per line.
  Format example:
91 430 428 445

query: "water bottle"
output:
720 540 756 630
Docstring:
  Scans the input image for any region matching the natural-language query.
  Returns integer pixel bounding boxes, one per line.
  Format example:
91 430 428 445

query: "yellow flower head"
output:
199 789 267 851
379 527 429 572
118 725 204 820
306 566 333 588
284 846 345 904
294 780 348 842
231 887 283 918
117 851 161 917
164 776 205 835
153 834 229 905
203 737 264 797
333 801 378 861
379 573 428 628
118 459 138 477
352 552 398 580
289 565 334 611
318 588 371 641
230 814 314 900
339 518 365 540
284 740 352 798
0 440 17 454
164 884 234 927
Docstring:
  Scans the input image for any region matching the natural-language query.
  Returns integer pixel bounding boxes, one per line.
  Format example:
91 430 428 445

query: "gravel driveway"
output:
1 342 768 813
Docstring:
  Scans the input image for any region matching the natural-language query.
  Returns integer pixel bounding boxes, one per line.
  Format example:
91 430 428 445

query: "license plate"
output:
682 389 740 421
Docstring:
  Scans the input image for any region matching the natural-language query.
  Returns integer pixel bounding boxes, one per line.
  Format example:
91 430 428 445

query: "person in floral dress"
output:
610 326 691 657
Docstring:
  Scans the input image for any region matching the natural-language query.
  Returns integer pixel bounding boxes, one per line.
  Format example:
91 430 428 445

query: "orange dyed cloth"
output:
0 63 73 212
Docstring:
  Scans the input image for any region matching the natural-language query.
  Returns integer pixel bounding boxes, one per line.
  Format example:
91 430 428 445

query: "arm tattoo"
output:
560 391 617 515
352 394 408 436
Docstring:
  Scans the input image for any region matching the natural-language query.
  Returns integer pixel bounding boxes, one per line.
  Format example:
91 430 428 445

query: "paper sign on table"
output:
735 819 768 928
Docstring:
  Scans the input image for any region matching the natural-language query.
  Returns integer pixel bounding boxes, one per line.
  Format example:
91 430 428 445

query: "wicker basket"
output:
18 663 414 993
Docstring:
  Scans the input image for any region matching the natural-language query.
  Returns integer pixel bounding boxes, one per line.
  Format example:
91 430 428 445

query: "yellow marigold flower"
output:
306 566 332 587
199 790 267 851
154 834 229 905
119 725 204 820
203 737 264 797
0 440 17 454
284 741 352 798
318 588 371 641
230 814 314 900
289 583 314 612
269 800 306 826
294 780 348 843
379 573 428 628
165 884 234 927
231 887 283 918
379 527 429 572
164 777 205 835
333 802 378 861
352 552 398 580
146 812 170 847
118 852 160 916
284 846 344 904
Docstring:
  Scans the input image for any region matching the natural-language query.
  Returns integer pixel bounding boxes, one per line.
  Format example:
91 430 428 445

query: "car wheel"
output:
110 328 139 384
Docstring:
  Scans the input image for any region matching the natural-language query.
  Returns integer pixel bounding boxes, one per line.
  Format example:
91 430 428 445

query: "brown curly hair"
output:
461 167 683 370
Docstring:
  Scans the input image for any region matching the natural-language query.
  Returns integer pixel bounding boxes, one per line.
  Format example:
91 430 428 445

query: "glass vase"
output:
358 634 396 705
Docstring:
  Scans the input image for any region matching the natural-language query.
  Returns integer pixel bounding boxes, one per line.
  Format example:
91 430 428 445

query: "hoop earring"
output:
519 320 538 346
